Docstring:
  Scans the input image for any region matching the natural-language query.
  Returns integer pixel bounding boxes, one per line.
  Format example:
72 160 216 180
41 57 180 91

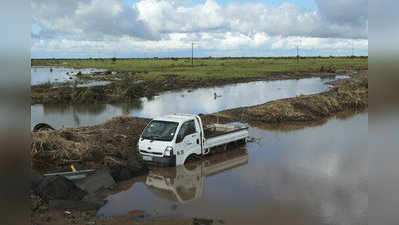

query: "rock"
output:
31 174 45 189
31 192 43 211
109 163 149 182
192 218 213 225
75 168 115 194
33 175 87 202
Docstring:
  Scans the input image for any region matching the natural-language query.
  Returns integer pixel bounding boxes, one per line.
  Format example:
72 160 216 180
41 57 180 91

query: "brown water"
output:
97 112 368 225
31 75 349 129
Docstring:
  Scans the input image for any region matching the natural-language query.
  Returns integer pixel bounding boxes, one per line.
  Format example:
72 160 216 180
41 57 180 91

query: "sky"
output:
31 0 368 58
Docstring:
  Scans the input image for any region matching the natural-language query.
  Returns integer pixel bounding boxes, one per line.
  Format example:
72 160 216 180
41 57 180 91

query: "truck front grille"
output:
140 150 163 155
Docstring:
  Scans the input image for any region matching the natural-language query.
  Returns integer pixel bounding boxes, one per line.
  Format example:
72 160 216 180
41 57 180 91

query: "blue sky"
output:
31 0 368 58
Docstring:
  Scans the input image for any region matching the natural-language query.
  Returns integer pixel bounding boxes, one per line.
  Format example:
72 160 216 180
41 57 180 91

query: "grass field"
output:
32 57 368 81
31 57 368 104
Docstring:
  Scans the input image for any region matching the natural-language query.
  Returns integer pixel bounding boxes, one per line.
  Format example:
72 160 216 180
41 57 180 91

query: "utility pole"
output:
351 41 354 57
296 44 299 64
191 42 194 67
296 39 302 64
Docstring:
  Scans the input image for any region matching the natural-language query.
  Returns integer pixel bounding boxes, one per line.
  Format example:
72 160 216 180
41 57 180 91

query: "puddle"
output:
31 67 105 85
97 112 367 225
31 76 348 129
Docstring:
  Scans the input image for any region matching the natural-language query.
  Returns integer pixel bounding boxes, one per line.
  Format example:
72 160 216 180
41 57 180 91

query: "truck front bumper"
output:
140 154 176 167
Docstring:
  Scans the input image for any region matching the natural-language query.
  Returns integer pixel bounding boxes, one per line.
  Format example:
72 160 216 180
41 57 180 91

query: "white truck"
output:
138 114 249 166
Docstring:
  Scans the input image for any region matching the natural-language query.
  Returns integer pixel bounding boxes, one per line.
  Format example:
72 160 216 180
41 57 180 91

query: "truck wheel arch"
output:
184 153 197 164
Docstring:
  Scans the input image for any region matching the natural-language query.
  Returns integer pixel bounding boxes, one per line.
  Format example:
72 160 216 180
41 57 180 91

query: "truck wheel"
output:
237 138 246 145
185 154 197 164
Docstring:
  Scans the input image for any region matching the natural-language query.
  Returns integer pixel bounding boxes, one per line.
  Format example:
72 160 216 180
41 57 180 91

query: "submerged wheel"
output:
237 138 247 145
184 154 198 163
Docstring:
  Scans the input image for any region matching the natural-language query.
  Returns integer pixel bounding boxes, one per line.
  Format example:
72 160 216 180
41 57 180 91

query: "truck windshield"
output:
142 120 179 141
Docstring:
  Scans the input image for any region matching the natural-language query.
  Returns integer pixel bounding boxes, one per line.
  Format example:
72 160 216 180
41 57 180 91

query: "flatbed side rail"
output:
204 127 249 139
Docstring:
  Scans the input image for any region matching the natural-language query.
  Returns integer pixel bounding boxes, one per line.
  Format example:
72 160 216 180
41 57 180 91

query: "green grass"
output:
32 57 368 82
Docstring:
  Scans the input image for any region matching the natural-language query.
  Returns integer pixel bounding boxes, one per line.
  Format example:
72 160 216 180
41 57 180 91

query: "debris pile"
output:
215 71 368 124
31 116 151 171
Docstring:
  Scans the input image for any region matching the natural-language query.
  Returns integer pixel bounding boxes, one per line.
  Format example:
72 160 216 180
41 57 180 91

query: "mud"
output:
210 70 368 125
30 206 191 225
31 116 151 173
31 70 360 105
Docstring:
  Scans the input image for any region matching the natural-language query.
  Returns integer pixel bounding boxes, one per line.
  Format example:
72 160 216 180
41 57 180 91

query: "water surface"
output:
31 76 348 129
31 67 105 85
98 112 368 225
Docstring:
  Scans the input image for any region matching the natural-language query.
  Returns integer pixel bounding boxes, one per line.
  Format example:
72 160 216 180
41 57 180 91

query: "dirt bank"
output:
211 70 368 125
32 116 151 173
31 70 360 105
30 206 191 225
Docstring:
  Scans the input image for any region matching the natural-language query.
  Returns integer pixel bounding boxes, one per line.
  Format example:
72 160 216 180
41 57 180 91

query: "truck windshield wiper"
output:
141 135 153 140
142 135 163 141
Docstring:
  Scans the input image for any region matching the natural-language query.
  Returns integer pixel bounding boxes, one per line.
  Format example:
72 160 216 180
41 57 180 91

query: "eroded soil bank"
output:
30 71 368 225
211 70 367 126
31 70 360 105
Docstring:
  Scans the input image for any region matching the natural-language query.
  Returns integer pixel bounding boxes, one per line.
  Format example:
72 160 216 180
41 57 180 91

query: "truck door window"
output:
177 120 196 142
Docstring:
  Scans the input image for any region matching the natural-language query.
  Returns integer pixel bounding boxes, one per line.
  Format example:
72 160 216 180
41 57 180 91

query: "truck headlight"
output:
164 146 173 156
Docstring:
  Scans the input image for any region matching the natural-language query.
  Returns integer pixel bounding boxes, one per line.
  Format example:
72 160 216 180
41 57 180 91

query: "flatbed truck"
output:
138 114 249 166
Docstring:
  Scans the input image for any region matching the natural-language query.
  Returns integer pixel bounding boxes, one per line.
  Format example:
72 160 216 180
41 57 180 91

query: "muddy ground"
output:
30 208 192 225
31 70 358 105
31 116 151 173
30 71 367 225
211 70 368 126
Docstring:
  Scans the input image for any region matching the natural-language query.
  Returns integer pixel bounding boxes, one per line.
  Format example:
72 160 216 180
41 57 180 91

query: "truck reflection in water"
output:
145 148 248 203
97 148 248 217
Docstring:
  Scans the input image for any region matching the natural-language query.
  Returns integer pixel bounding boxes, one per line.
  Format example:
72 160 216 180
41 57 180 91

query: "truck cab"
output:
138 114 248 166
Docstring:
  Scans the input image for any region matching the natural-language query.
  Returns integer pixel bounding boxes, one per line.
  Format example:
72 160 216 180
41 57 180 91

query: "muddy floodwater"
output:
31 67 105 85
97 112 367 225
31 76 348 129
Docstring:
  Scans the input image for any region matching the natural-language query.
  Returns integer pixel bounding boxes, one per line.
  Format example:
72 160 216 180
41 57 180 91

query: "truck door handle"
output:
196 139 199 144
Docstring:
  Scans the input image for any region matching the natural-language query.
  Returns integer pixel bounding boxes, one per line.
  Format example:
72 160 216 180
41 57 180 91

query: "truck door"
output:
174 120 201 165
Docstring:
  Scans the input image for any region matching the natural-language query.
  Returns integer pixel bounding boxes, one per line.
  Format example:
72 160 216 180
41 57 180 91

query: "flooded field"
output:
31 76 348 129
31 67 105 85
97 112 367 225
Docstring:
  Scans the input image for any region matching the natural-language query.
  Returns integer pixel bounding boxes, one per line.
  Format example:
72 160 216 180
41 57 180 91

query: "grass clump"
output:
71 87 106 103
112 81 145 101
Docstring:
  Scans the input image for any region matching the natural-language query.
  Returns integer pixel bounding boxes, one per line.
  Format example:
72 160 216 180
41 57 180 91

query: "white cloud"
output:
31 0 368 57
134 0 367 39
32 0 158 40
